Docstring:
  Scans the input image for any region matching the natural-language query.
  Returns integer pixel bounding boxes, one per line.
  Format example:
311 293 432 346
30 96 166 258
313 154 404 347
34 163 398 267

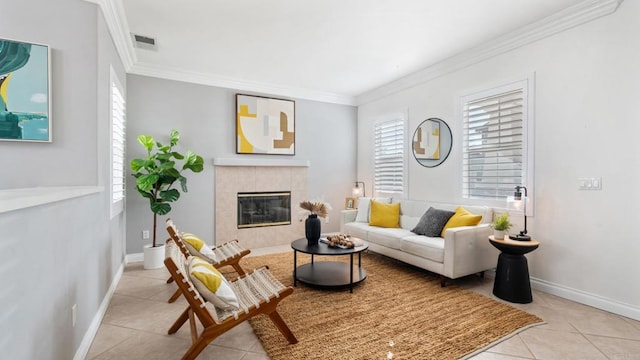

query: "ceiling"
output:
118 0 591 104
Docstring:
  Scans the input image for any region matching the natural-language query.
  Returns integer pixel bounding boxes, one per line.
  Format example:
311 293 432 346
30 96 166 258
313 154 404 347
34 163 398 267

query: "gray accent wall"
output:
126 75 357 253
0 1 127 359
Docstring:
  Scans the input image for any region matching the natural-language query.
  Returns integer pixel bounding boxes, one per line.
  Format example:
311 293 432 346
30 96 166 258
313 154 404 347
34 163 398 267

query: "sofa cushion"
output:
343 222 370 240
411 207 454 237
369 200 400 228
355 197 391 222
367 227 414 250
187 256 239 310
400 234 445 263
440 206 483 237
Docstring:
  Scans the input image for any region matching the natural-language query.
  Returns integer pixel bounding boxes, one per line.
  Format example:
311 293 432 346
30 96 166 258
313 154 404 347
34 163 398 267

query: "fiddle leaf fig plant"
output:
131 130 204 247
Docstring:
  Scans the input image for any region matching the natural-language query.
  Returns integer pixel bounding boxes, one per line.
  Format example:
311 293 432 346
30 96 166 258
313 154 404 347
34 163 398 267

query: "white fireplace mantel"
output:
212 158 310 167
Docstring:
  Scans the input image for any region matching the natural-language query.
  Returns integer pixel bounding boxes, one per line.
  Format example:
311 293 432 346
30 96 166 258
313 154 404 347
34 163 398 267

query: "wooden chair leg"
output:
231 262 246 276
167 276 174 284
168 288 182 303
268 310 298 344
169 307 190 334
182 337 210 360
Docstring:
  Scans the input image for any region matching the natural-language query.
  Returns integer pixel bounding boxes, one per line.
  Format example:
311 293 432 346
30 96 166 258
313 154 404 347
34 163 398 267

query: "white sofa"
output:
340 198 498 286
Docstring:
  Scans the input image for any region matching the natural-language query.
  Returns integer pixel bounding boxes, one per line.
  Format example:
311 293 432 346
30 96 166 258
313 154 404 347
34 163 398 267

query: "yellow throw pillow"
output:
441 206 483 237
369 200 400 228
182 233 217 262
188 256 239 310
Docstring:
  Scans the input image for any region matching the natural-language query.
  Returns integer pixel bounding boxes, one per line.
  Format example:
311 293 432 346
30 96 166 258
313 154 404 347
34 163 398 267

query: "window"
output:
374 116 405 195
461 79 532 203
111 67 126 217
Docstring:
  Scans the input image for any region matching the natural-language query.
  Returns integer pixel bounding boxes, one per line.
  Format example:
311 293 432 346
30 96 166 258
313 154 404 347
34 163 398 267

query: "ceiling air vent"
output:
131 33 157 51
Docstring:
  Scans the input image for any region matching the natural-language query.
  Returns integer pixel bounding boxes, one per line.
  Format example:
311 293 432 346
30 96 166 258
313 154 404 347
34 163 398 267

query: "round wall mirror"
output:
412 118 452 168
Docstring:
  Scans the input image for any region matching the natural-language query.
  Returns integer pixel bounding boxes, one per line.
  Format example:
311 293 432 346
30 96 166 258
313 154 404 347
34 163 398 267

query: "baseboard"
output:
125 252 143 263
72 262 125 360
530 277 640 321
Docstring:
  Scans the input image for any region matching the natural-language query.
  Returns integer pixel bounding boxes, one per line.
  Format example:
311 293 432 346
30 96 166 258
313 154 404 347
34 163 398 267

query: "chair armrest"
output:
442 224 497 279
339 210 358 233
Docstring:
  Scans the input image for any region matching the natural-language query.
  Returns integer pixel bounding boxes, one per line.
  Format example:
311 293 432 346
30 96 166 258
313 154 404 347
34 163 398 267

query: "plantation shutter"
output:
374 118 404 194
463 88 524 200
111 78 126 208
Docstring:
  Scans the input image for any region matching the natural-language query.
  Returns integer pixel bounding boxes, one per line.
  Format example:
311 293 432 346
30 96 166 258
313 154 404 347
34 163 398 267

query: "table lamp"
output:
352 181 366 197
506 185 531 241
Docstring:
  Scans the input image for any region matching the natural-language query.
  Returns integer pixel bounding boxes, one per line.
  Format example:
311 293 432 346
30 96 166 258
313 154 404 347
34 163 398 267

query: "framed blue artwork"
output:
0 38 51 142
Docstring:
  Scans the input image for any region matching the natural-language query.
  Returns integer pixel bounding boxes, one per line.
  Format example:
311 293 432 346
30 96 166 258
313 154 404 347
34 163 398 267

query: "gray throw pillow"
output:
411 207 455 237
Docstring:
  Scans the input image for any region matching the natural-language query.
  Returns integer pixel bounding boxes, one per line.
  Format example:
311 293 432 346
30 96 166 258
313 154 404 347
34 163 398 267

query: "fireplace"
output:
237 191 291 228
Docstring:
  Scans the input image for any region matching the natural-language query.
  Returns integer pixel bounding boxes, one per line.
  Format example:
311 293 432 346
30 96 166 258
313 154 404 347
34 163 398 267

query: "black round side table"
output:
489 235 540 304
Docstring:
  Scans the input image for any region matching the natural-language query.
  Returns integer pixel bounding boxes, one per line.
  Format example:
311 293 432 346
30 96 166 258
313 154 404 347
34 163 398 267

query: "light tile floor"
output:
87 246 640 359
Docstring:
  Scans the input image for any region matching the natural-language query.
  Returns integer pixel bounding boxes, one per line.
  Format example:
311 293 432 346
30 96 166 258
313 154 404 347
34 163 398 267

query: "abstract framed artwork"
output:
0 38 51 142
412 118 452 168
236 94 295 155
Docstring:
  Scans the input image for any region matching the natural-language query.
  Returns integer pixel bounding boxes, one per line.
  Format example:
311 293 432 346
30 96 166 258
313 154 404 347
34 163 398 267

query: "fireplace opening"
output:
237 191 291 228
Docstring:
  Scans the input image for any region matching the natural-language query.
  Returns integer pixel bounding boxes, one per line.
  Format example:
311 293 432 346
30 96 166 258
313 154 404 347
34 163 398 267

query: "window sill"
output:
0 186 104 214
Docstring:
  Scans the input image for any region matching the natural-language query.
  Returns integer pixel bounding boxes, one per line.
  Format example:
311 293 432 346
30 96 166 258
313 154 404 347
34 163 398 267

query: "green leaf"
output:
171 152 184 160
136 187 154 199
158 145 171 152
159 161 176 171
159 189 180 202
151 202 171 215
162 168 181 178
137 174 159 191
170 130 180 146
130 158 146 172
183 153 204 173
156 153 172 161
137 135 155 151
179 176 188 192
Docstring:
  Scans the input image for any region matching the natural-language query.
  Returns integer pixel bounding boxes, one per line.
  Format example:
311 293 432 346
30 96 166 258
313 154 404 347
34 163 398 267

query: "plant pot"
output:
143 244 166 269
305 214 321 245
493 230 506 240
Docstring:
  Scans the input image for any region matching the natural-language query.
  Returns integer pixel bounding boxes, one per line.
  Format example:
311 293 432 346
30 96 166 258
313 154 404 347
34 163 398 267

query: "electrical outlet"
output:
72 304 77 327
142 230 150 239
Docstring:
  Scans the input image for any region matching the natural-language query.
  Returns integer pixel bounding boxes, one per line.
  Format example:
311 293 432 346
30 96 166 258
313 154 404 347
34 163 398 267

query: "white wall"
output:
357 1 640 319
0 1 128 358
126 75 357 253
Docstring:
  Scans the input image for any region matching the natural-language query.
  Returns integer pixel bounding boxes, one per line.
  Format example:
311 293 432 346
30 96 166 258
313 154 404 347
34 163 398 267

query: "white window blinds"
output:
462 87 525 200
111 73 126 214
374 118 405 194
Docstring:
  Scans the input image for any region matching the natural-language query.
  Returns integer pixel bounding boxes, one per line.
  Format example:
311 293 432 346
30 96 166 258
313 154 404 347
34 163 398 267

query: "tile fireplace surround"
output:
214 158 308 249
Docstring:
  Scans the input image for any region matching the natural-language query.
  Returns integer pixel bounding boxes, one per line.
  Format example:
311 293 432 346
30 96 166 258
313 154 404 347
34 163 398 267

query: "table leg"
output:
293 250 297 287
350 253 354 293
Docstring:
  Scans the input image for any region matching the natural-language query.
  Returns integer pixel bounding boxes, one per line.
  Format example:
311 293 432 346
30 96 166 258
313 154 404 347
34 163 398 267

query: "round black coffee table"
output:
291 237 368 293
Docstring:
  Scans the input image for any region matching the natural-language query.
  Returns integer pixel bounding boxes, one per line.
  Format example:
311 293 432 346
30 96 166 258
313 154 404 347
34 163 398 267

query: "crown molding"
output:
85 0 136 70
89 0 622 107
356 0 624 105
128 62 357 105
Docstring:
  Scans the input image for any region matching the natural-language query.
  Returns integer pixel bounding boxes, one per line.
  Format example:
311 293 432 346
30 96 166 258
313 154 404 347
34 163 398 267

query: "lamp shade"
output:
352 181 365 197
506 196 527 213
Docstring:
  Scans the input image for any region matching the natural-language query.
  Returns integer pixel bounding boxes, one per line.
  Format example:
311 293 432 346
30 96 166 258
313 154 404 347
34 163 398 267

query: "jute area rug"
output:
237 251 542 360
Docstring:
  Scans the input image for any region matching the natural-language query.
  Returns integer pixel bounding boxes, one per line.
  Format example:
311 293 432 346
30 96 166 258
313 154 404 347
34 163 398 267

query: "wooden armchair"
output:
164 240 297 359
165 219 251 303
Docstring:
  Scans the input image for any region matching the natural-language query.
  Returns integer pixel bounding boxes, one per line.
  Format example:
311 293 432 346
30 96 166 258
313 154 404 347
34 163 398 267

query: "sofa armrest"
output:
339 210 358 233
442 224 498 279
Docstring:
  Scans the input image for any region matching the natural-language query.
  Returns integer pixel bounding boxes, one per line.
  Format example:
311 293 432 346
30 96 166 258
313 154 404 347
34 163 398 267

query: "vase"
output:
493 230 505 240
305 214 321 245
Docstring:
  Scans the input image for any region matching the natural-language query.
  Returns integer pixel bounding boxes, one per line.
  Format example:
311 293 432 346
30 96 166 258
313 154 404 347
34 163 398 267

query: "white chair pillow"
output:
187 256 239 310
181 233 218 262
